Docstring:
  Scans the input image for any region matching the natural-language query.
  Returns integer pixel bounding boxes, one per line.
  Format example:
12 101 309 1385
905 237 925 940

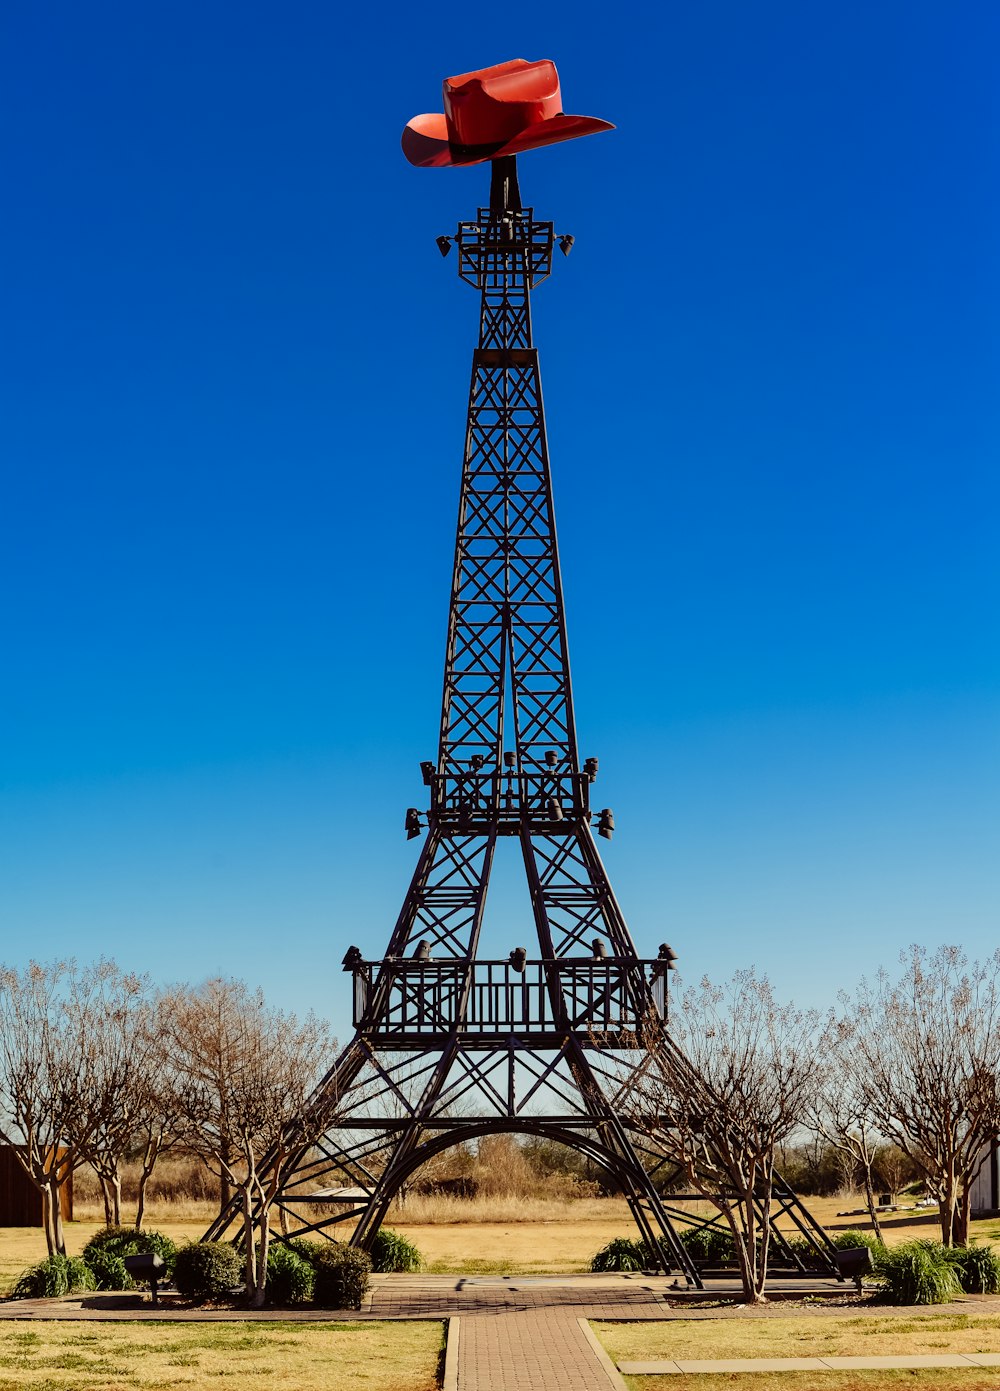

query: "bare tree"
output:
627 969 821 1302
832 944 1000 1246
874 1143 918 1201
160 977 337 1307
0 960 109 1255
131 1056 187 1231
807 1054 885 1242
77 973 191 1229
72 962 159 1227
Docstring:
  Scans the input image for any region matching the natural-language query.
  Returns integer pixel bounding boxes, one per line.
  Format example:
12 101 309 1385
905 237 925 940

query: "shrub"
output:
831 1229 886 1258
286 1237 326 1267
265 1242 314 1305
952 1243 1000 1295
370 1228 422 1273
311 1245 372 1309
81 1225 177 1288
680 1226 735 1262
10 1254 95 1299
877 1240 963 1305
173 1242 243 1301
84 1247 134 1291
591 1237 651 1273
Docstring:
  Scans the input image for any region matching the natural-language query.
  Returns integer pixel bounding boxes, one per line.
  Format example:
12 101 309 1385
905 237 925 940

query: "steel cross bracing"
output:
204 157 838 1288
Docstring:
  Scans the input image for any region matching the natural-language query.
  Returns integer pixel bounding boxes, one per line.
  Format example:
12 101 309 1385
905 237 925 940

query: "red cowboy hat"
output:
402 58 614 168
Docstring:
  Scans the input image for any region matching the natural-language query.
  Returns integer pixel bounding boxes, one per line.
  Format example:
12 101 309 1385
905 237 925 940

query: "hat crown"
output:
443 59 562 149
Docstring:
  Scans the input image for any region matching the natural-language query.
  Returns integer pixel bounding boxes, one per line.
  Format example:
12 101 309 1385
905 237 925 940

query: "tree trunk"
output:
135 1133 161 1230
754 1183 772 1300
861 1163 884 1243
135 1162 152 1231
100 1174 113 1227
938 1172 959 1247
44 1176 66 1256
953 1189 971 1246
726 1200 766 1304
40 1183 58 1259
251 1203 270 1309
110 1167 122 1226
219 1138 233 1218
242 1188 255 1296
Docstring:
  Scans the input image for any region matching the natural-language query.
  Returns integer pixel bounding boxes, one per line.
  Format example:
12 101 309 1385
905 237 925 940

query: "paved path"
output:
0 1273 732 1322
455 1312 625 1391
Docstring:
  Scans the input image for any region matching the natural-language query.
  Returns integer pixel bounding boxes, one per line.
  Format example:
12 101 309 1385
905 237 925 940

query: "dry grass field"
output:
389 1192 1000 1276
616 1373 1000 1390
0 1320 443 1391
596 1310 1000 1360
597 1308 1000 1391
5 1192 1000 1293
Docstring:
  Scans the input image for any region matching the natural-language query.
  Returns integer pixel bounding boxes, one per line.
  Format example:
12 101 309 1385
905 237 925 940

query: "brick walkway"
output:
455 1311 625 1391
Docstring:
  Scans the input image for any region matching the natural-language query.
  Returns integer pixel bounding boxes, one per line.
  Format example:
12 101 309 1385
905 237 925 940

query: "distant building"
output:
0 1147 73 1226
969 1137 999 1217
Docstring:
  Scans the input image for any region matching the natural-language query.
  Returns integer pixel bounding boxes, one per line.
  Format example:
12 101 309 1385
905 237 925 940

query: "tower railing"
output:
349 956 668 1041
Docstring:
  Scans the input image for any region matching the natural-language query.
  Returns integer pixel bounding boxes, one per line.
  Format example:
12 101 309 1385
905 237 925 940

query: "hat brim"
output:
401 111 614 168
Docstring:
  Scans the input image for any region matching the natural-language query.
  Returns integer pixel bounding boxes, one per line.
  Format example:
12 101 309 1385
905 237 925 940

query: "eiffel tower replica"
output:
207 61 838 1288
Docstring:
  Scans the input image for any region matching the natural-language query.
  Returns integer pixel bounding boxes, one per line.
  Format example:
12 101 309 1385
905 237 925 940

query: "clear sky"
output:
1 1 997 1038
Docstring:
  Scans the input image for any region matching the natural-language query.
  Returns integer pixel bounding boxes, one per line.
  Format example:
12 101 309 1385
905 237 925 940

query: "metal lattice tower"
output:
206 156 837 1287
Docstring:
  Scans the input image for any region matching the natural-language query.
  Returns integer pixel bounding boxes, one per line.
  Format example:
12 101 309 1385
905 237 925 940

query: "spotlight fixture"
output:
591 938 608 959
341 945 363 971
470 754 485 770
509 946 528 973
547 796 564 821
657 943 678 970
545 749 559 766
583 756 599 782
412 939 432 961
405 807 422 840
503 750 517 768
597 808 615 840
436 235 452 257
419 760 436 786
558 234 575 256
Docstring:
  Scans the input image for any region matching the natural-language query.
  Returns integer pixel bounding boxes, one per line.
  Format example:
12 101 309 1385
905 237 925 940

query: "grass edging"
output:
579 1318 629 1391
442 1317 460 1391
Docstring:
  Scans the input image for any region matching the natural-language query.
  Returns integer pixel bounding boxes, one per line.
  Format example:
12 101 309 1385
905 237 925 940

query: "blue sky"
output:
1 1 997 1035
